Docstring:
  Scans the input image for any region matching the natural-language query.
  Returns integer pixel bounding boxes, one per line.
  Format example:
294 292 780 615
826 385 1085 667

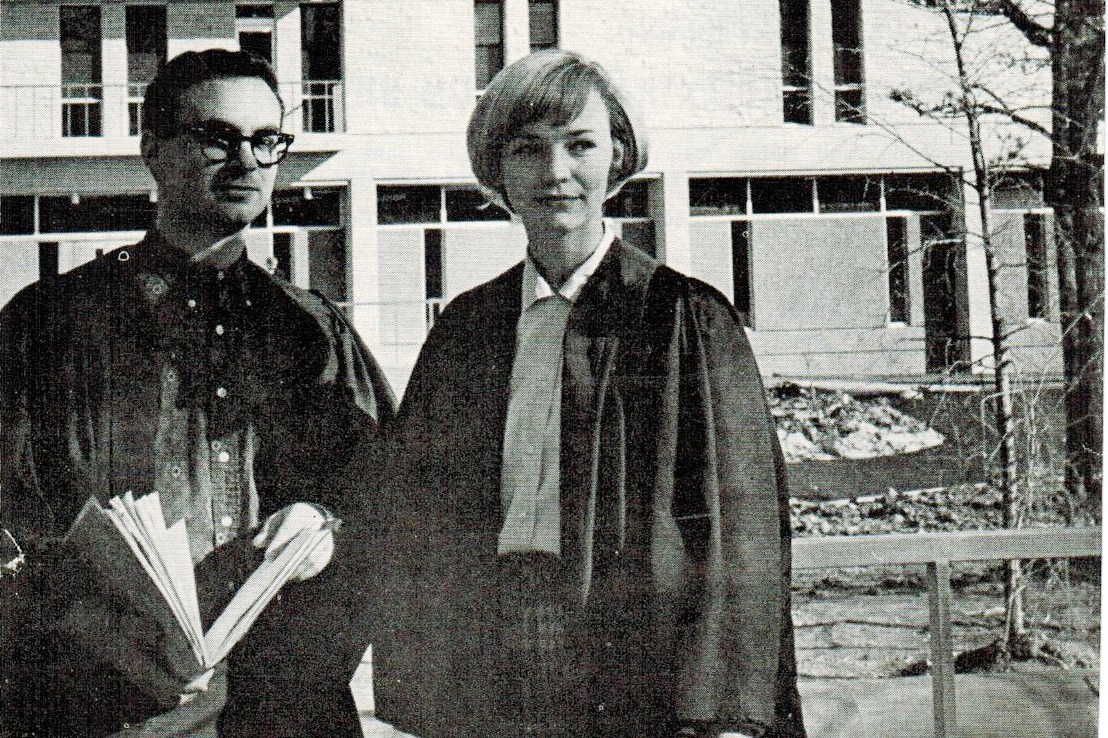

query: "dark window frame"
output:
475 0 505 89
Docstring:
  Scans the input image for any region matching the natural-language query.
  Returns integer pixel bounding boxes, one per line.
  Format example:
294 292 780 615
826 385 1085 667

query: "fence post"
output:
926 558 957 738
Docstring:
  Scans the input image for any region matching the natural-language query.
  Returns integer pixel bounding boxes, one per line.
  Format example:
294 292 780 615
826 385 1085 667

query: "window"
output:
603 180 650 218
992 170 1046 209
237 4 275 62
779 0 811 124
126 5 167 135
39 194 155 233
818 175 880 212
885 173 957 212
445 188 509 221
751 177 813 214
689 178 748 216
424 229 444 301
731 220 752 325
39 243 60 279
272 188 343 226
886 217 909 323
831 0 865 123
301 3 342 132
475 0 504 89
379 185 509 224
273 232 293 282
1024 213 1048 319
378 186 441 225
529 0 557 51
60 5 102 136
1 196 35 235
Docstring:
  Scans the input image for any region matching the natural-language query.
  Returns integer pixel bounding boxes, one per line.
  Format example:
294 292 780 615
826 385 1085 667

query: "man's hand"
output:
252 502 335 581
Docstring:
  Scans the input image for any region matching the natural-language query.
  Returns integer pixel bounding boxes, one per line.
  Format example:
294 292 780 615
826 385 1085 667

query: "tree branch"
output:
993 0 1053 47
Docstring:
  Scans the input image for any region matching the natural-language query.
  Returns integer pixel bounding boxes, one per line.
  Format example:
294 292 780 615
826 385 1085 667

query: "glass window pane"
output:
689 178 747 216
604 180 649 218
39 194 155 233
237 3 275 18
378 185 440 225
831 0 863 86
818 175 880 212
886 217 909 322
779 0 810 86
126 5 167 83
783 89 812 124
885 173 957 212
61 6 102 84
301 3 341 79
445 188 509 221
835 88 865 123
1 196 35 235
1024 213 1048 319
307 229 347 302
731 220 752 325
272 188 343 226
475 2 502 43
750 177 812 214
529 0 557 50
424 228 444 299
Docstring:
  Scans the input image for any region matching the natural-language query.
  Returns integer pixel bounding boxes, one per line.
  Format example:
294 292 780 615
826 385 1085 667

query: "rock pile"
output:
770 383 945 463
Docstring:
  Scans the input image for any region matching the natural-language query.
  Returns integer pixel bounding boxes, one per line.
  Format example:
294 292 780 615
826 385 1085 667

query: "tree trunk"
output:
1046 0 1105 520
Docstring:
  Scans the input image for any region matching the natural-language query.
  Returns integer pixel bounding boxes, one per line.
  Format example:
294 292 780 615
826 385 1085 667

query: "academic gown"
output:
355 239 805 738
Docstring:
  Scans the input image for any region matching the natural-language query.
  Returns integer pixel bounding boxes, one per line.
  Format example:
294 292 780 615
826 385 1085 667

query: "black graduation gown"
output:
356 240 805 738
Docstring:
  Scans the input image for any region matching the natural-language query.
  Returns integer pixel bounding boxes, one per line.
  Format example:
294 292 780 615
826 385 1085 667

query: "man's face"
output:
144 77 283 237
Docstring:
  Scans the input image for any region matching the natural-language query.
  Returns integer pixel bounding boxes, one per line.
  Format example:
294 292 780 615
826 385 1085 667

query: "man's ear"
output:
140 132 161 183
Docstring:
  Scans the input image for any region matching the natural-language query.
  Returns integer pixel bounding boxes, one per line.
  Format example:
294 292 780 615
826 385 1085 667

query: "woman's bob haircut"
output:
467 50 649 211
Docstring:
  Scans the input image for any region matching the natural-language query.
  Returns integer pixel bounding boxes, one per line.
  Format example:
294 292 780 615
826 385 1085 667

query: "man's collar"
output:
137 229 250 281
521 223 616 311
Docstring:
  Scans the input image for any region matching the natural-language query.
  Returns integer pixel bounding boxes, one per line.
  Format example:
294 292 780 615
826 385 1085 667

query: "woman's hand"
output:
252 503 335 581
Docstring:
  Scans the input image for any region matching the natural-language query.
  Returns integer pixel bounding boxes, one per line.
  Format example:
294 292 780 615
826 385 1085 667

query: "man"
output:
0 50 394 737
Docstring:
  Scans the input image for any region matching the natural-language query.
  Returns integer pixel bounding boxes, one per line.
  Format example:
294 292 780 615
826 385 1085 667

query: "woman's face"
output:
500 88 621 236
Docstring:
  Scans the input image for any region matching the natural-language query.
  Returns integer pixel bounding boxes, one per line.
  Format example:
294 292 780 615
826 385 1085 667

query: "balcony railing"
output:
2 80 343 140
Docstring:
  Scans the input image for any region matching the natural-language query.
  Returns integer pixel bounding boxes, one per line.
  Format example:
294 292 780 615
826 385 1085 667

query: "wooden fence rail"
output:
791 527 1102 738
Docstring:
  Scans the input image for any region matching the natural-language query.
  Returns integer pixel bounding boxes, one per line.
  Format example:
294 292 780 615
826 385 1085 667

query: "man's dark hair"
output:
142 49 284 139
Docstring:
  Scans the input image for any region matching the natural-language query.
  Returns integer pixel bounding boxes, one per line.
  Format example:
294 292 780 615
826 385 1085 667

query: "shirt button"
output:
210 440 222 451
215 324 225 335
187 299 197 309
216 386 228 398
217 450 231 463
245 299 252 307
170 464 182 478
217 271 225 281
215 532 229 545
220 515 234 528
164 368 177 384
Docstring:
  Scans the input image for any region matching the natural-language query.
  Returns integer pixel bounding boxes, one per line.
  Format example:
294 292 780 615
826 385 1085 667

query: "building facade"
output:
0 0 1061 392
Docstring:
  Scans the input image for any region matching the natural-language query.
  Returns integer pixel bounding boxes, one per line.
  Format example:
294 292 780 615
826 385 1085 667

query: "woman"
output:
367 50 805 738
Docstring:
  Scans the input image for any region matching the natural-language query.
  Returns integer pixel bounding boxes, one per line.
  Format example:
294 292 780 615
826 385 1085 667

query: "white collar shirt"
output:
497 225 616 556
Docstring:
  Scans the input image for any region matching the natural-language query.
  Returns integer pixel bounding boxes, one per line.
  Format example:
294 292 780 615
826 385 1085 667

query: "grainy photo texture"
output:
0 2 1101 738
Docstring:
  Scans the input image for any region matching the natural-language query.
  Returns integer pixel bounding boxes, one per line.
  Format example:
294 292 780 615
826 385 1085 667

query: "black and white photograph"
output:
0 1 1102 737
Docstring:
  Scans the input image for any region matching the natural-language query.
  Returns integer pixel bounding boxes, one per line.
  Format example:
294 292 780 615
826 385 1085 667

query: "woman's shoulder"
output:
437 261 524 323
650 263 745 328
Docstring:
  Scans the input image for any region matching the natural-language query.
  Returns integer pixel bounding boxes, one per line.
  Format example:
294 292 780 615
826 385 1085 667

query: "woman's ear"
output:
608 139 626 189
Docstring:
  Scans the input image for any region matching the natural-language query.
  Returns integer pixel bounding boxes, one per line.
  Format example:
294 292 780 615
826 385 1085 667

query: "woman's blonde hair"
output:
466 50 648 211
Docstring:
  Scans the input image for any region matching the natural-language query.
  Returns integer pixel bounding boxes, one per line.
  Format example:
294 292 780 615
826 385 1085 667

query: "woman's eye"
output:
569 139 596 153
508 142 538 156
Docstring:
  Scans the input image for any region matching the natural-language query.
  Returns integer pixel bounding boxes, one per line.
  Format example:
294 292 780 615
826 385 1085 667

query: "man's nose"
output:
228 140 260 170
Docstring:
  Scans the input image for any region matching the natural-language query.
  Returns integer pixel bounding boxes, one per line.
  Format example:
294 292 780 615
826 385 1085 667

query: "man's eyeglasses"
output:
185 125 295 167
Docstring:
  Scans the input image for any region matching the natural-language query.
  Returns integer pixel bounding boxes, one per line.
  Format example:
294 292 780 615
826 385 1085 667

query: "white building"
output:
0 0 1061 392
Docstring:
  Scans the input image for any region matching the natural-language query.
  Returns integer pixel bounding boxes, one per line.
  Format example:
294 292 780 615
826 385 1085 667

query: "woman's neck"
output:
525 218 605 289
